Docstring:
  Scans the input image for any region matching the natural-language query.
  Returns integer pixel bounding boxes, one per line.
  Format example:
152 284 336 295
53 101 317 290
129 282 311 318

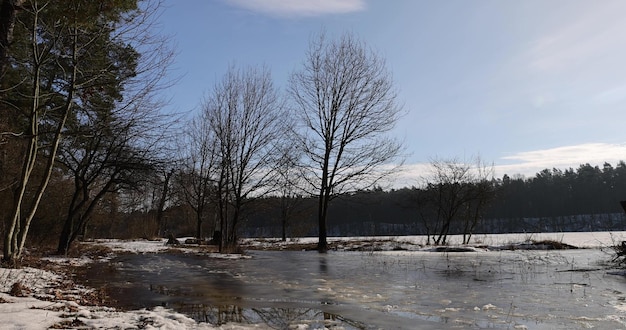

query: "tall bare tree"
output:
289 32 403 252
200 65 285 252
56 106 174 255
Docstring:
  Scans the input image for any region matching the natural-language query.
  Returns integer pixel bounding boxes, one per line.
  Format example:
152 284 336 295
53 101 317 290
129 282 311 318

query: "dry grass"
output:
531 239 578 250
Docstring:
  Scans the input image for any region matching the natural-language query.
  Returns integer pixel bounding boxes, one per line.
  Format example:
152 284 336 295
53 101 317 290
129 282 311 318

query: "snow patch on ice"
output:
41 255 94 267
481 303 498 311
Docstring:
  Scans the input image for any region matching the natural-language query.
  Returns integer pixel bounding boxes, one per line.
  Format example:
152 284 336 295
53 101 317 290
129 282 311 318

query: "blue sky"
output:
158 0 626 185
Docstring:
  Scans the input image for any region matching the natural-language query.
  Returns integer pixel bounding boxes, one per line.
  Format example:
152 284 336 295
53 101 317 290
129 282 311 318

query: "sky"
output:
157 0 626 186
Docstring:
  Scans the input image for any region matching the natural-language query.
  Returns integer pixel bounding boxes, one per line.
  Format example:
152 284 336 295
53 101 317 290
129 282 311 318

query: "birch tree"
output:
1 1 86 264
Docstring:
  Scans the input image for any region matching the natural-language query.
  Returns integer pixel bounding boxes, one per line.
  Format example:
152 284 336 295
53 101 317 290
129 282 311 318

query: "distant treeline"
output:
239 161 626 238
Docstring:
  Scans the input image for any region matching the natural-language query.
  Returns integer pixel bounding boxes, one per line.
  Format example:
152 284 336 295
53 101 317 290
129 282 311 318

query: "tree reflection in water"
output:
170 303 366 329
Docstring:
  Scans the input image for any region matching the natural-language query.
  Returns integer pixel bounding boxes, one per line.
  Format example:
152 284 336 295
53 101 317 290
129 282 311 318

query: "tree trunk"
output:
196 213 203 240
228 204 239 249
57 216 74 255
217 189 225 253
317 188 329 253
0 0 23 76
281 195 287 241
154 169 173 238
5 53 70 262
56 213 91 256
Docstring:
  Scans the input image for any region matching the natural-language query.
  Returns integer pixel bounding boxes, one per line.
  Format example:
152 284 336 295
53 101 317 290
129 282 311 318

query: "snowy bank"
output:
0 265 266 329
241 231 626 251
0 239 256 329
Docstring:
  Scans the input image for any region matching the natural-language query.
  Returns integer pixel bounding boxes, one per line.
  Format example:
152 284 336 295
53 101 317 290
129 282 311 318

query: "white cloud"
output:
385 143 626 187
390 163 431 187
227 0 366 17
497 143 626 177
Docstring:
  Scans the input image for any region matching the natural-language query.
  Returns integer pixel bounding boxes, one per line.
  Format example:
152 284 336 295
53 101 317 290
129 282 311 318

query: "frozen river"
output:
83 247 626 329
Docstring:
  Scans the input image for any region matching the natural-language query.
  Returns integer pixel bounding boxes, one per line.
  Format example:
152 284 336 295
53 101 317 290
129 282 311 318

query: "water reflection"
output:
177 304 246 325
79 250 626 329
172 303 356 329
319 255 328 274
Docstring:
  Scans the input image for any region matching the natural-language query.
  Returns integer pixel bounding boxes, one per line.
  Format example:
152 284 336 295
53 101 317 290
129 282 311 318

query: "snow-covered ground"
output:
0 231 625 329
242 231 626 251
0 265 265 329
0 239 257 329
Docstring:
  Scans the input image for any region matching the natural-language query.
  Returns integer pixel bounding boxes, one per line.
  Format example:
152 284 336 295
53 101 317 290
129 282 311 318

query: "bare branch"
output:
289 31 404 252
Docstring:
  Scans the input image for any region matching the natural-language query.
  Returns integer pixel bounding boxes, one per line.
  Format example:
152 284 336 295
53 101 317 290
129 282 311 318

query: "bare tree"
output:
55 106 174 255
460 158 496 244
289 32 403 252
425 158 473 245
177 115 220 241
200 65 285 252
419 157 496 245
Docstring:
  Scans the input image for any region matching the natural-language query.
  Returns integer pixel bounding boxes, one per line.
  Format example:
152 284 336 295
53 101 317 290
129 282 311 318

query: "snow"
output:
93 238 250 259
0 266 216 329
41 255 94 267
0 289 267 329
1 231 625 329
242 231 626 250
93 238 172 253
0 240 255 329
0 269 265 329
